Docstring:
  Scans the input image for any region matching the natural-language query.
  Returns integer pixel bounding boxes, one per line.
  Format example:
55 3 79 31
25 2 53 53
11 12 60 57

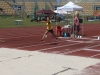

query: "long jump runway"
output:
0 25 100 75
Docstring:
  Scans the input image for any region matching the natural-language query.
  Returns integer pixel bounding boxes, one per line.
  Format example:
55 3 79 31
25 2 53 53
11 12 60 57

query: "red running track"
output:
0 24 100 75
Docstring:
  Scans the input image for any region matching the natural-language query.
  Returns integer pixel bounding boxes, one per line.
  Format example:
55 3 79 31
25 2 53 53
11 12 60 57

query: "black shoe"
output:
41 39 44 41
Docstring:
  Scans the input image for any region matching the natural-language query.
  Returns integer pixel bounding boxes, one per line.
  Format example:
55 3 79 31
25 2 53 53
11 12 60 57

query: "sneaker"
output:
41 39 44 41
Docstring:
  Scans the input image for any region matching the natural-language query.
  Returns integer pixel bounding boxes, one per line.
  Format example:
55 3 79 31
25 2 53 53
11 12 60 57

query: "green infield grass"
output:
0 15 100 28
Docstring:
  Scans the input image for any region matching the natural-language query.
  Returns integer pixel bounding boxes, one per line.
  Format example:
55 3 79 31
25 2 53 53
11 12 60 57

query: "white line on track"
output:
77 37 98 40
65 39 98 43
84 44 100 49
37 42 82 51
93 35 100 37
64 49 70 51
66 39 84 43
16 37 89 49
83 48 100 52
17 40 66 48
0 37 88 48
2 35 100 58
0 34 42 39
62 48 84 54
90 53 100 58
37 38 100 58
15 36 99 49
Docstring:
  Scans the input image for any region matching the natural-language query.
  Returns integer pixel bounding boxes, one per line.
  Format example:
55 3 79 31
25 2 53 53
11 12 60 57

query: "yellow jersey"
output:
46 21 53 30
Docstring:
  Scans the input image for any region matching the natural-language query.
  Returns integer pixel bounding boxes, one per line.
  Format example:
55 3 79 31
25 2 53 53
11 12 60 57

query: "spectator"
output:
72 11 81 36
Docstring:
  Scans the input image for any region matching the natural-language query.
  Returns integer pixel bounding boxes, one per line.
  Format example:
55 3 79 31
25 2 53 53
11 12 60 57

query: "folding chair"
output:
56 26 62 37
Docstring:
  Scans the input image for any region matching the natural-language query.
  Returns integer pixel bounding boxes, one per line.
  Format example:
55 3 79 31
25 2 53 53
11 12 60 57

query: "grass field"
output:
0 15 100 28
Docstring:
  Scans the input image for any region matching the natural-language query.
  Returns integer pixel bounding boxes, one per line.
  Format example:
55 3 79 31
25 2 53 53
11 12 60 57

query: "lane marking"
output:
83 49 100 52
66 40 85 43
64 49 70 51
84 44 100 49
17 40 69 48
37 42 82 51
90 53 100 58
0 34 42 39
62 48 84 54
1 34 100 59
16 37 94 49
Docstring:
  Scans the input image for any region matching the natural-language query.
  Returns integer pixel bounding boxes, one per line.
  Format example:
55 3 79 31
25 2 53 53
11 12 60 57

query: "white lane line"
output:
66 40 84 43
83 48 100 52
63 48 84 54
15 37 97 49
90 53 100 58
65 39 97 43
84 44 100 49
93 35 100 37
64 49 70 51
17 38 86 49
1 37 84 49
42 46 89 55
37 42 82 51
77 37 99 41
0 34 42 39
17 40 69 48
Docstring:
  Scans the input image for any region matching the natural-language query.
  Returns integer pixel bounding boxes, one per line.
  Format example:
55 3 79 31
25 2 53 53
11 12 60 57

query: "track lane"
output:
0 24 100 75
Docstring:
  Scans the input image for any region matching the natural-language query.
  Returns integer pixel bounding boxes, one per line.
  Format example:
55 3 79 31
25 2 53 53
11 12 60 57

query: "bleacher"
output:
0 1 14 15
25 2 33 14
0 0 100 16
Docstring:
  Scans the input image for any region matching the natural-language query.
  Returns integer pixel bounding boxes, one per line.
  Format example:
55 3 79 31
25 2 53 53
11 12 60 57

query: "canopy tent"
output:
36 9 55 14
54 10 70 14
57 1 83 11
57 1 84 37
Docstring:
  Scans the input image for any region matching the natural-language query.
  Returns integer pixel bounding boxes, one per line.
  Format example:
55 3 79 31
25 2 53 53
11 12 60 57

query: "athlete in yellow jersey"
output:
46 21 53 30
41 16 57 41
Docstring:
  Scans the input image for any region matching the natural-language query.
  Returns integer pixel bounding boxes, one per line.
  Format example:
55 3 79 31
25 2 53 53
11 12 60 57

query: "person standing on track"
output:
41 16 57 41
73 11 81 36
